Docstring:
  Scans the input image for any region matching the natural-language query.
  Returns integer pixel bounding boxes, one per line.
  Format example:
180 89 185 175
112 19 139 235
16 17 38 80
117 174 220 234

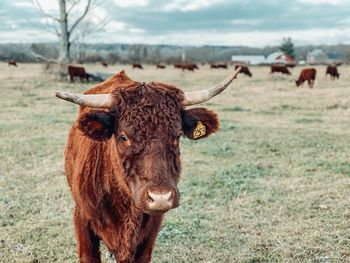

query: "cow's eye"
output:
119 134 128 142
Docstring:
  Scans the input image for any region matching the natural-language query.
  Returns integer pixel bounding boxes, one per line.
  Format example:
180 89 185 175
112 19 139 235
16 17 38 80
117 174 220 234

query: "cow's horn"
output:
182 67 241 106
55 91 113 108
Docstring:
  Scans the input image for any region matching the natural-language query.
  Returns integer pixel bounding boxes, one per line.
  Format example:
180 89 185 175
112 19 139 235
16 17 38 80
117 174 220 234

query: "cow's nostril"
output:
147 191 155 203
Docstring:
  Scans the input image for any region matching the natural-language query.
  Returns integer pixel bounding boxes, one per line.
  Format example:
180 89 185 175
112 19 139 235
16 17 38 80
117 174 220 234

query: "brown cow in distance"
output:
326 65 339 79
132 63 143 69
8 60 17 67
156 64 166 69
102 61 108 67
67 65 89 82
55 68 241 263
183 64 198 71
181 64 199 71
211 64 227 69
235 65 252 77
296 68 316 88
174 63 198 71
270 64 291 75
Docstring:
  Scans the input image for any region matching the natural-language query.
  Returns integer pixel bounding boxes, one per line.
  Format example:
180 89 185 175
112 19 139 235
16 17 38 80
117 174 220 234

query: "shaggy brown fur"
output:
64 71 220 262
296 68 317 88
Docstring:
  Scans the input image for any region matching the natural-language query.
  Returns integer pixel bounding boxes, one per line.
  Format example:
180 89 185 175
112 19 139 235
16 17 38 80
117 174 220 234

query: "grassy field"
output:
1 62 350 263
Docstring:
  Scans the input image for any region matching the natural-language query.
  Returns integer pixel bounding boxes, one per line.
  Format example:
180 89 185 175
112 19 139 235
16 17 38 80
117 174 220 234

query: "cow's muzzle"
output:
143 186 179 214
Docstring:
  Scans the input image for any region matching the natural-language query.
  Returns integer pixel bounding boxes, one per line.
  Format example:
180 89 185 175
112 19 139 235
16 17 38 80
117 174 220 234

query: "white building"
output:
306 49 328 64
231 55 266 65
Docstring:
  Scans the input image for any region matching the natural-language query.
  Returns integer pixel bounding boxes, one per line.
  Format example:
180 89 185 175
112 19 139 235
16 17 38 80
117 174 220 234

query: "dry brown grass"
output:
1 62 350 262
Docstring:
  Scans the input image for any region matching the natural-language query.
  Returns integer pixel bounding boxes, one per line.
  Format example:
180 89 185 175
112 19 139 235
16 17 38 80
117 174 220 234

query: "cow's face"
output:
77 83 219 214
295 80 301 86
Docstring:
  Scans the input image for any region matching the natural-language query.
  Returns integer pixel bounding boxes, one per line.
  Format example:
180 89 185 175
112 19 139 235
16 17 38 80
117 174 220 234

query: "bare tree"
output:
32 0 108 77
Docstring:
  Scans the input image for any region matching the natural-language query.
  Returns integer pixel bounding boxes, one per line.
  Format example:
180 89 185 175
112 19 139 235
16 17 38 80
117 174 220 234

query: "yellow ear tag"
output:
193 121 206 139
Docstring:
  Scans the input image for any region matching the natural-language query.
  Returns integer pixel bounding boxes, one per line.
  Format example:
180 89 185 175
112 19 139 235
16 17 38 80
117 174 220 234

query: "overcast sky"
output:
2 0 350 47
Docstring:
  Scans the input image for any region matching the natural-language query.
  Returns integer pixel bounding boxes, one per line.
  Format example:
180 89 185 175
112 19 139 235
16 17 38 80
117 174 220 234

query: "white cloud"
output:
230 19 262 26
32 0 58 11
13 1 32 8
128 28 145 34
298 0 346 5
0 29 56 43
112 0 149 8
164 0 224 12
105 21 127 32
338 17 350 26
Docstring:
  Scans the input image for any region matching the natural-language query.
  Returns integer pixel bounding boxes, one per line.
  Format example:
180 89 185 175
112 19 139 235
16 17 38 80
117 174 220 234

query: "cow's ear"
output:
181 108 219 140
78 110 117 141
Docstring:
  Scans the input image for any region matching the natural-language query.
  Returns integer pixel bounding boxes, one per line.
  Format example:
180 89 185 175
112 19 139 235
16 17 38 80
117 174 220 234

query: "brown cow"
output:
8 60 17 67
296 68 316 88
174 63 198 71
326 65 339 79
156 64 166 69
211 64 227 69
182 64 199 71
102 61 108 67
55 68 241 263
270 64 291 75
132 63 143 69
235 65 252 77
68 65 89 82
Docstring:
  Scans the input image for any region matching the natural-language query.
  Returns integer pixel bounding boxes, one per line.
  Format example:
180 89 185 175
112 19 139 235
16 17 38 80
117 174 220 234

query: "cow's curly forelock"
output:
114 82 184 143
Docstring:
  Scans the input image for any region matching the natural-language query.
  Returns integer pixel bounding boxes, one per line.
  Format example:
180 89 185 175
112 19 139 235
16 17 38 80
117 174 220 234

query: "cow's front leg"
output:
74 207 101 263
133 215 163 263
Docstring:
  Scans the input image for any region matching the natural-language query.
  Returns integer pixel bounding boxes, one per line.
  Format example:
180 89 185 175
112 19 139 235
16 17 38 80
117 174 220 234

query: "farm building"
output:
306 49 328 64
232 52 296 66
265 51 295 65
231 55 266 65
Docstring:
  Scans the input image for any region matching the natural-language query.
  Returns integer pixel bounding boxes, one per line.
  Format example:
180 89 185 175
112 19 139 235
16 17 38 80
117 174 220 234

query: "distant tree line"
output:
0 42 349 64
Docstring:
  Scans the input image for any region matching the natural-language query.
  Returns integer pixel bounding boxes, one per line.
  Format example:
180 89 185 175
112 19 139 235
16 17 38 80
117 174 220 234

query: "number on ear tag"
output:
193 121 206 139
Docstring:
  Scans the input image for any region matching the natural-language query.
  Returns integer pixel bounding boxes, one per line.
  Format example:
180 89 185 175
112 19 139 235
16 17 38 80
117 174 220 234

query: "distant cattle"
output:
68 65 89 82
235 65 252 77
183 64 199 71
270 64 291 75
156 64 166 69
102 61 108 67
132 63 143 69
8 60 17 67
174 63 198 71
296 68 316 88
326 65 339 79
211 64 227 69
